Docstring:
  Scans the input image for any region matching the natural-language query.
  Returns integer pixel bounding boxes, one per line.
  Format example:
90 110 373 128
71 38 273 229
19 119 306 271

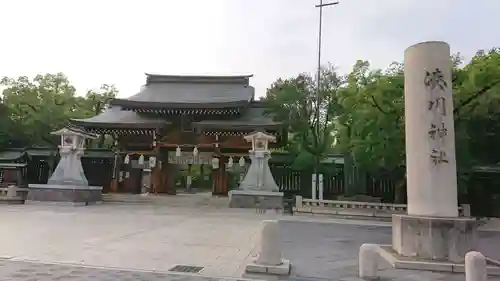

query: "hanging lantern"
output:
176 146 181 157
193 146 198 157
228 157 233 168
149 156 156 168
211 157 219 169
152 131 157 147
239 156 245 167
138 154 144 165
124 154 130 165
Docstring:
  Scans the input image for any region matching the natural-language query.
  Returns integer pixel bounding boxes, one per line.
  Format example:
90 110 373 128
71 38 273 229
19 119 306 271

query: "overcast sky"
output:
1 0 499 98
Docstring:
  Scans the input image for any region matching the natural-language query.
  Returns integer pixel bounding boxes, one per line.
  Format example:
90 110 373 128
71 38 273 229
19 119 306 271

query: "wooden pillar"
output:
212 159 229 196
110 151 119 193
150 148 161 195
163 162 176 195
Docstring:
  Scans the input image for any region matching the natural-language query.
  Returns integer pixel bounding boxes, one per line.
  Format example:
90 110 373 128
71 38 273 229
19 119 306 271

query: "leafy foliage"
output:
0 73 117 148
335 48 500 200
264 47 500 202
262 65 342 170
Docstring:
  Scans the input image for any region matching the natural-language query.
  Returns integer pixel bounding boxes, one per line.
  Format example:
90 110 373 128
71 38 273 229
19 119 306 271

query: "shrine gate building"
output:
70 74 285 196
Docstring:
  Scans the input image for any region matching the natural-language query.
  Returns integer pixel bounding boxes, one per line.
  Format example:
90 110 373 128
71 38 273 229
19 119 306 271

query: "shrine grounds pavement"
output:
0 203 498 281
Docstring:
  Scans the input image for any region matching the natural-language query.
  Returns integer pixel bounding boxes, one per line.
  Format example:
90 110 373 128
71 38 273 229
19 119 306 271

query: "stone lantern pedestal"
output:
27 127 103 206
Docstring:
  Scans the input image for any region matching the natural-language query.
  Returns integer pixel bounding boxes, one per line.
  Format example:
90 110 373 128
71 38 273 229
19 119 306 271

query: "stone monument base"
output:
229 190 284 209
27 184 102 206
374 214 500 275
392 214 481 262
376 245 500 275
245 259 291 275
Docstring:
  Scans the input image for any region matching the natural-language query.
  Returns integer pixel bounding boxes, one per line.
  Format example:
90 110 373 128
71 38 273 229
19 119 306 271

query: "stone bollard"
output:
257 220 282 265
245 220 291 275
359 243 379 280
6 185 17 199
465 251 487 281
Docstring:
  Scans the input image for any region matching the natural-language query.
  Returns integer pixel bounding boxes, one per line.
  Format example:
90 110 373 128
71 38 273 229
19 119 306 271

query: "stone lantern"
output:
228 130 283 210
28 127 103 206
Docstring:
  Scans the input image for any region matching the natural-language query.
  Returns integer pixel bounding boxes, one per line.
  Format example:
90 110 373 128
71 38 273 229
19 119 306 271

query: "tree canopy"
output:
0 73 117 148
262 65 342 172
264 47 500 201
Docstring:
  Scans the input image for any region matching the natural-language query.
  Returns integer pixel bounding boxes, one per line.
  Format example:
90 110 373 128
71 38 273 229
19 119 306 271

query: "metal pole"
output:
315 0 323 144
314 0 339 199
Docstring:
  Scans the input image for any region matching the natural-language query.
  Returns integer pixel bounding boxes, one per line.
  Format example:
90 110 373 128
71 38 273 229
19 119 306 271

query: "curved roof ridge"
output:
145 74 253 85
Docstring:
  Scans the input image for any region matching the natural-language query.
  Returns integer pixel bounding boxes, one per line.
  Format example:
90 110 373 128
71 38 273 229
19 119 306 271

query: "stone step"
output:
101 193 230 207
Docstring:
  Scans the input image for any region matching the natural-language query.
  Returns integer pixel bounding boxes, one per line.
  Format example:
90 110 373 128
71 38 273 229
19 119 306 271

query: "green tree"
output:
0 100 13 149
263 65 342 174
1 73 119 147
1 73 80 146
336 60 405 200
335 48 500 203
452 48 500 191
81 84 118 148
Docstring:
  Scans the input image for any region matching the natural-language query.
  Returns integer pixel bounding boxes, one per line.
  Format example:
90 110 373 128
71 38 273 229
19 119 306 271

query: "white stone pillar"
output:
256 220 282 265
246 219 291 275
465 251 487 281
404 41 458 217
359 244 379 280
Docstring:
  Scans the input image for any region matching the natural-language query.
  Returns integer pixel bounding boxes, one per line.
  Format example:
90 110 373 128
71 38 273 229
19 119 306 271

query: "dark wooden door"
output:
122 169 142 194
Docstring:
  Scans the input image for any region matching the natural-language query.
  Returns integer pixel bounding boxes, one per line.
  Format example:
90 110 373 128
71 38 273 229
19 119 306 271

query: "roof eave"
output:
110 99 251 109
193 122 283 131
70 119 169 129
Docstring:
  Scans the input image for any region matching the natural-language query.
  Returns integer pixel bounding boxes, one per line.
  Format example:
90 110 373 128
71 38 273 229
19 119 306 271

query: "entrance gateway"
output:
70 74 285 196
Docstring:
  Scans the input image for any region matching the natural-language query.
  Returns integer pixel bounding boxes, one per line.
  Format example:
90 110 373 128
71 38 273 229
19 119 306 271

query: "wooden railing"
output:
294 196 468 218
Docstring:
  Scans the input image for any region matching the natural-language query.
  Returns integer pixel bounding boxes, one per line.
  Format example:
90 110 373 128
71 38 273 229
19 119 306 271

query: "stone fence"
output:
294 196 469 218
0 187 29 199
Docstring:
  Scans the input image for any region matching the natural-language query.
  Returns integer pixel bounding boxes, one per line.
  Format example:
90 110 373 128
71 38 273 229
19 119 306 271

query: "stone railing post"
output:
295 195 303 209
6 185 17 199
465 251 487 281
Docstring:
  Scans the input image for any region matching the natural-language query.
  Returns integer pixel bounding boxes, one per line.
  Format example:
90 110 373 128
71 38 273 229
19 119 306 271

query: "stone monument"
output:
27 127 103 206
373 41 488 271
229 131 284 209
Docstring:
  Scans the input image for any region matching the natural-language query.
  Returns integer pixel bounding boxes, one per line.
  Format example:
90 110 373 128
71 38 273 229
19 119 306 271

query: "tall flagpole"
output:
313 0 339 199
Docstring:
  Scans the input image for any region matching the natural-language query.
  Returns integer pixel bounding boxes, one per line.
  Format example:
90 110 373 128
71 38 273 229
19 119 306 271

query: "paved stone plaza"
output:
0 203 498 281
